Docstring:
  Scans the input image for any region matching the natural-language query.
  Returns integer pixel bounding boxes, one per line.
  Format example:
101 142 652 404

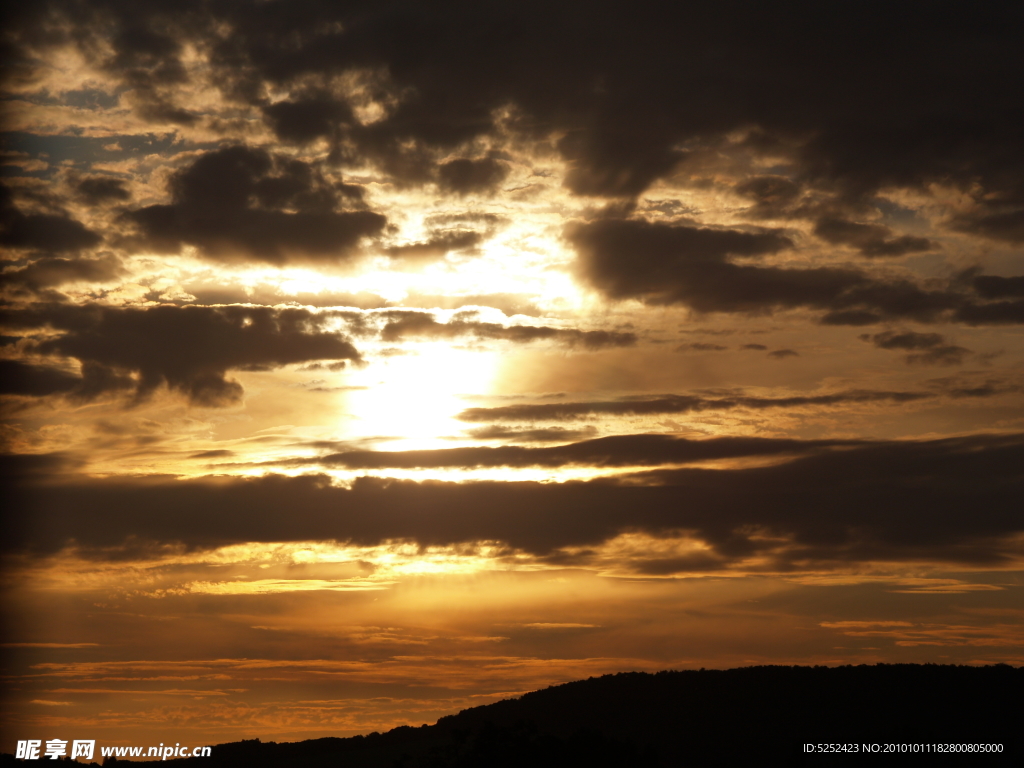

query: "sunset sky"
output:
2 0 1023 751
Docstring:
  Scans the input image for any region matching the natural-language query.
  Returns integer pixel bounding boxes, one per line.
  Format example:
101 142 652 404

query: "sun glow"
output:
343 343 499 449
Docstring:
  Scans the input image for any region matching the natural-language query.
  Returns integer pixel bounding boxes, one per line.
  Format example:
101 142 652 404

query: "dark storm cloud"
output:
220 0 1009 227
971 274 1024 299
384 210 506 261
568 217 803 310
0 359 82 396
818 310 886 326
76 177 131 205
557 126 685 198
7 0 1020 218
0 358 133 400
925 376 1023 400
456 389 936 422
950 209 1024 244
0 451 86 480
1 304 361 406
734 176 802 219
380 311 636 349
0 185 101 252
867 331 947 351
568 217 1021 324
812 217 935 257
952 300 1024 325
127 146 385 264
282 433 854 471
189 449 234 459
566 216 936 316
464 425 599 443
16 0 204 126
862 330 971 366
384 230 483 260
437 157 510 195
5 434 1022 570
676 342 728 352
262 95 354 145
1 253 124 291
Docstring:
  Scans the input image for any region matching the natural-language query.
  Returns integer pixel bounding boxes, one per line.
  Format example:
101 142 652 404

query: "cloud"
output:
76 176 131 205
676 343 728 352
175 282 390 310
767 348 799 359
2 642 99 648
262 95 354 145
568 217 1022 324
567 216 891 315
0 184 101 253
5 434 1022 570
818 310 887 326
568 218 795 309
379 312 637 349
971 274 1024 300
951 209 1024 244
127 146 386 264
456 389 936 422
0 358 134 400
384 230 484 261
953 300 1024 325
6 1 1023 226
464 425 599 443
734 176 802 218
283 434 856 471
0 359 84 397
1 253 124 293
556 126 686 197
3 305 362 406
0 453 87 480
437 157 510 195
402 292 540 317
382 211 505 262
813 216 935 257
861 330 971 366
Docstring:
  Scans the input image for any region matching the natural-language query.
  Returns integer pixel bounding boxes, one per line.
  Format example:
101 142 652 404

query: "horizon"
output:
7 663 1015 763
2 0 1022 753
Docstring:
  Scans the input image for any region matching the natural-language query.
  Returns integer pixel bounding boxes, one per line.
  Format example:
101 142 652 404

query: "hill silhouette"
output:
3 665 1019 766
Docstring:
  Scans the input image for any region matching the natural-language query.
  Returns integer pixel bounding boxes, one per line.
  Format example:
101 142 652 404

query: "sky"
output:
2 0 1023 752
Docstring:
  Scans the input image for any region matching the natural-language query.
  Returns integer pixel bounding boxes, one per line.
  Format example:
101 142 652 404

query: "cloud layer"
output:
6 434 1022 574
